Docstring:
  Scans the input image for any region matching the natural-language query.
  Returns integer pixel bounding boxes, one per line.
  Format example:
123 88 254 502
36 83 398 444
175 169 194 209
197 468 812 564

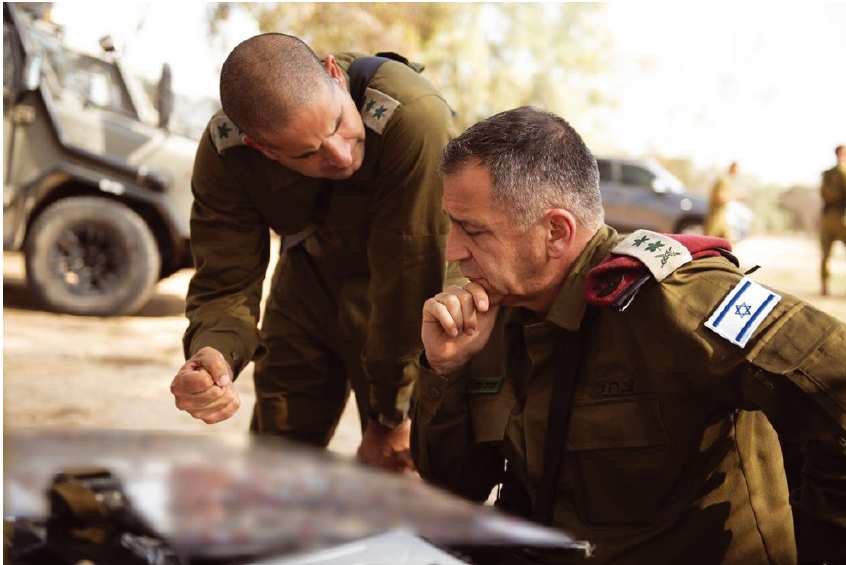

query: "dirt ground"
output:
3 234 846 458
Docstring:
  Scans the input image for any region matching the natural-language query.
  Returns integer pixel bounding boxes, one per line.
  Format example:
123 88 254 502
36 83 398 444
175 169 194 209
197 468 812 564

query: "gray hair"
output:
440 107 604 229
219 33 334 140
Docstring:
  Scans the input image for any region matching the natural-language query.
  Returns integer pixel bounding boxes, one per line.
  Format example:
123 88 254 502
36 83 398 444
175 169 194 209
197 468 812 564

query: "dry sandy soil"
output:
3 234 846 458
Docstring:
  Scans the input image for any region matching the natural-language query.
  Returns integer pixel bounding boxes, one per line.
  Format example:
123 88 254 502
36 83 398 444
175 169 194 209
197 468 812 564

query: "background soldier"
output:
170 33 456 471
704 161 741 240
413 107 846 563
821 145 846 296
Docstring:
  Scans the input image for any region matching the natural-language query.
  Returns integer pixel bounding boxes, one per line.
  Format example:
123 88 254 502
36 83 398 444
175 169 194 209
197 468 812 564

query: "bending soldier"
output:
171 34 456 471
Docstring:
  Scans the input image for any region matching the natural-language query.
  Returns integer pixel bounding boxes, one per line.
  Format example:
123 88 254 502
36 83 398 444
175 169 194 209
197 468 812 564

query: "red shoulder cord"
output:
585 234 732 310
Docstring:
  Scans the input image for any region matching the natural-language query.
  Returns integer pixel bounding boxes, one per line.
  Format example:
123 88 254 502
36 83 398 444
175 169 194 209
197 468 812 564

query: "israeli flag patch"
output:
705 277 781 348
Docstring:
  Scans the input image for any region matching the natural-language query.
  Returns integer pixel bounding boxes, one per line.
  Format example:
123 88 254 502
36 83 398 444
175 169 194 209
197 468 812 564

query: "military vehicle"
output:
3 3 197 316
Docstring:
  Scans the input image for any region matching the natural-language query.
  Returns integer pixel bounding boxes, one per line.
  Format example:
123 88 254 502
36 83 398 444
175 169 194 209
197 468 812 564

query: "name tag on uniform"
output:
466 376 504 395
705 277 781 348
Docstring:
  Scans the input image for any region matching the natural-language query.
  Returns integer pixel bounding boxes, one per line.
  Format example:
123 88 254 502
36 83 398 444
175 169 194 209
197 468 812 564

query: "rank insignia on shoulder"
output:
210 114 245 155
705 276 782 348
466 376 504 396
612 230 693 282
361 87 400 135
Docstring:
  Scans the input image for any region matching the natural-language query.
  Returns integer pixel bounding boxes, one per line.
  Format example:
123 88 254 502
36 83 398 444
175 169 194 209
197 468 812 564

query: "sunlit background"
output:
50 2 845 190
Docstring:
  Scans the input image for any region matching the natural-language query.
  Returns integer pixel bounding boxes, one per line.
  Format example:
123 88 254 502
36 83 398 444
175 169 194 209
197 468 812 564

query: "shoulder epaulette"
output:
360 87 400 135
585 229 735 311
209 114 245 155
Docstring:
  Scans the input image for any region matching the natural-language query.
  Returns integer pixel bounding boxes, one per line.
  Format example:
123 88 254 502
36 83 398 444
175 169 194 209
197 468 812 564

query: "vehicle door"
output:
598 159 631 231
613 163 678 233
3 17 44 249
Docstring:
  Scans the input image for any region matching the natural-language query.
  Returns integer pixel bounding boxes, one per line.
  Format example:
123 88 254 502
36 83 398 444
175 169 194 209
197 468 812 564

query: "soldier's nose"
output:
445 229 470 262
325 137 353 168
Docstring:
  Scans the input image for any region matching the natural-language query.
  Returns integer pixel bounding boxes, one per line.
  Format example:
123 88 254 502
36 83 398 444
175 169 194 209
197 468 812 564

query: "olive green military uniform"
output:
184 54 456 445
821 162 846 287
705 175 733 240
413 225 846 564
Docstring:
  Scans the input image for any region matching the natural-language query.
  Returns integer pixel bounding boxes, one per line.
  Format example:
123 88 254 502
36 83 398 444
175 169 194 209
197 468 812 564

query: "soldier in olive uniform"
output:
413 108 846 563
821 145 846 296
170 34 456 471
704 161 740 240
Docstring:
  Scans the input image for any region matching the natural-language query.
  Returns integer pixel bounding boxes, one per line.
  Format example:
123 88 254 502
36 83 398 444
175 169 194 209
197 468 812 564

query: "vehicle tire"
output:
675 218 704 235
24 196 161 316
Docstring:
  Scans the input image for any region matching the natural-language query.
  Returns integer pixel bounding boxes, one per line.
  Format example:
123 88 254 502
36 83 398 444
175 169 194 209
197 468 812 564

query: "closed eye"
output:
452 219 482 237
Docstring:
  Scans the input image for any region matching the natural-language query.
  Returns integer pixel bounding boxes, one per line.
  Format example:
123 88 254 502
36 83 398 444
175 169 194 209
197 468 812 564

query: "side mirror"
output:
22 55 42 91
156 63 173 130
652 178 668 194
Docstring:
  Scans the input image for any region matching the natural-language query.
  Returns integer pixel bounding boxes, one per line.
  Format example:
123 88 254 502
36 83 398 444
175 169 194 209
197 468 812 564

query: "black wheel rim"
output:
48 222 127 297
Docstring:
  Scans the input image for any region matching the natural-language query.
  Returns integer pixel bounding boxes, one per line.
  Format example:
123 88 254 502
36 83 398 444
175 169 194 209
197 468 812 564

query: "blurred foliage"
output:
746 184 793 235
780 185 821 234
207 2 612 131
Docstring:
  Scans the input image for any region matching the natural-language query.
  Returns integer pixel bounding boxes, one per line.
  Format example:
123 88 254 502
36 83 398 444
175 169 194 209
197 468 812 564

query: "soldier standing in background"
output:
821 145 846 296
704 161 741 241
169 33 457 471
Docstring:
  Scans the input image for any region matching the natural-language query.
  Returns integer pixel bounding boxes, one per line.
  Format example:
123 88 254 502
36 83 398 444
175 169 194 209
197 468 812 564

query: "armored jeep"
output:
3 3 197 316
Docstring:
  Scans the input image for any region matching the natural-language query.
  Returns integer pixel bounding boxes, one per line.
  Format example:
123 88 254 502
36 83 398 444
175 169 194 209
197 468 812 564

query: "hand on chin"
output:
468 278 505 306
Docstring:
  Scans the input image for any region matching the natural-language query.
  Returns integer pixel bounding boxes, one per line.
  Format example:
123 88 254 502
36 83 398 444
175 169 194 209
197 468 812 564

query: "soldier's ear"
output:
545 209 576 259
323 55 348 92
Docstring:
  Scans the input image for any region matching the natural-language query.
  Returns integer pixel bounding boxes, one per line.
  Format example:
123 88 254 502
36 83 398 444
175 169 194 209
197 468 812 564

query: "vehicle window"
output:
28 25 137 118
3 25 18 95
621 164 655 190
597 159 612 181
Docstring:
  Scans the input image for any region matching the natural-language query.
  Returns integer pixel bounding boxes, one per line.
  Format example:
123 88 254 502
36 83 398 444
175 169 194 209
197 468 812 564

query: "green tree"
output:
208 2 612 132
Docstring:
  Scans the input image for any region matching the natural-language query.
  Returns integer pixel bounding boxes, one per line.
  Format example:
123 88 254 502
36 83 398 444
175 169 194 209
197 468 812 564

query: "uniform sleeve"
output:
182 131 270 377
411 357 505 502
364 94 454 421
742 304 846 562
660 260 846 562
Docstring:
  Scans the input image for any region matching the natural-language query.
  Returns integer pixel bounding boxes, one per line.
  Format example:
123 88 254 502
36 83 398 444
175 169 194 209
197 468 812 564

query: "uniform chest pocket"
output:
564 394 675 528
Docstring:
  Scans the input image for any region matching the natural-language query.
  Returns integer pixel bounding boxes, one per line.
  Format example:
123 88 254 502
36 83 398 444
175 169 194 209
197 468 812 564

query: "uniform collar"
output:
545 224 619 331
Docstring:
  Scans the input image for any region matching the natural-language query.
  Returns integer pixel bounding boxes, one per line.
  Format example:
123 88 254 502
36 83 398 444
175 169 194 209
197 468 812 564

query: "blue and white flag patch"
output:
705 277 781 348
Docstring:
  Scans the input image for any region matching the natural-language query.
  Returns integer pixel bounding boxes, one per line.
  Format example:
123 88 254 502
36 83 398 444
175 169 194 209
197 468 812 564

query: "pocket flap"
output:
566 394 669 451
470 395 516 444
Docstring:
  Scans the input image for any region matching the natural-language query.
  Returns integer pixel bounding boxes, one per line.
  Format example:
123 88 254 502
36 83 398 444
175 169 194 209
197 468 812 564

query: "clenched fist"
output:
171 346 241 424
421 282 500 375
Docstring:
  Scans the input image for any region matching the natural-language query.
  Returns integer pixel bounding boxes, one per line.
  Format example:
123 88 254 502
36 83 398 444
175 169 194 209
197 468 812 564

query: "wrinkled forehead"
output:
263 82 342 149
442 161 513 222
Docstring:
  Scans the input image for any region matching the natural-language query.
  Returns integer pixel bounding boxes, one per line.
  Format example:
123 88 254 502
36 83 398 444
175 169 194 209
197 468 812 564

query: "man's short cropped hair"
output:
219 33 334 140
836 145 844 157
440 107 604 229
